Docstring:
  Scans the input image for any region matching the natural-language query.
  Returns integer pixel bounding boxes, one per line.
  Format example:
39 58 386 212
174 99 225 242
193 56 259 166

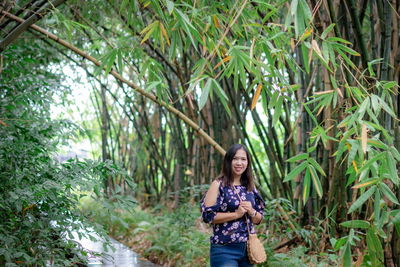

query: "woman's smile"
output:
231 149 248 177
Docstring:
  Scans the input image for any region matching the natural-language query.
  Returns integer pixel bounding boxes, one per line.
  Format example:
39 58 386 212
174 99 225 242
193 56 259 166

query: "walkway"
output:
73 232 158 266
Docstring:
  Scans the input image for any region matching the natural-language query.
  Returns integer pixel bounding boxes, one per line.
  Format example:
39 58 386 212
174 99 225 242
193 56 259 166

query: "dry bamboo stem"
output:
2 10 226 156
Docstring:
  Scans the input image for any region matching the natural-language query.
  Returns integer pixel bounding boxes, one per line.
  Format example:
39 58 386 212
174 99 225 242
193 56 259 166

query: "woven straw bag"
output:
247 233 267 264
233 187 267 265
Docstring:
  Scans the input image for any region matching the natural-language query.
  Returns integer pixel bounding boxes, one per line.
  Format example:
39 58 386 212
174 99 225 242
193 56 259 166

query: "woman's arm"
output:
203 180 221 207
240 201 263 224
249 210 262 224
212 207 246 224
203 180 247 224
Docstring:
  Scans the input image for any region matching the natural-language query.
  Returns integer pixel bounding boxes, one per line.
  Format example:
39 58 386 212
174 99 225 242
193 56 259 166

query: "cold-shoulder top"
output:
200 182 265 244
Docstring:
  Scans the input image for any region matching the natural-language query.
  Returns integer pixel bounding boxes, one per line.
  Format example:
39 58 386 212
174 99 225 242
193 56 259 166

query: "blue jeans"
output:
210 242 253 267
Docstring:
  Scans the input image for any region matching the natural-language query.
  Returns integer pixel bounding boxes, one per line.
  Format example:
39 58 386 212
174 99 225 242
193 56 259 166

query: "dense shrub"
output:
0 43 97 266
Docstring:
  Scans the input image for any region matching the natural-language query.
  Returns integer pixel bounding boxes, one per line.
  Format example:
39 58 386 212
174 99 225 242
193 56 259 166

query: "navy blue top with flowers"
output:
201 182 265 244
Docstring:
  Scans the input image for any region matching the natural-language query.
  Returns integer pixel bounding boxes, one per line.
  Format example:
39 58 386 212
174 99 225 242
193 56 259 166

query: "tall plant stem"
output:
0 0 66 52
348 0 370 69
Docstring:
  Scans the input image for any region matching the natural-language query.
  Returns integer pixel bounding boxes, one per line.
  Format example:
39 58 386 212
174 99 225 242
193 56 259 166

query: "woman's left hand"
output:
239 201 255 215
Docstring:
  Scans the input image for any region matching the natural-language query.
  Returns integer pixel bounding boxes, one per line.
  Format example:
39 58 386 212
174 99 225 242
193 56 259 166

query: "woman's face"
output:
231 149 248 178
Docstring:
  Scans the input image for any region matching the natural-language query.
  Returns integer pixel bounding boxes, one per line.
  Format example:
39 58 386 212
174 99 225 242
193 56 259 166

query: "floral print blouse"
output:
201 183 265 244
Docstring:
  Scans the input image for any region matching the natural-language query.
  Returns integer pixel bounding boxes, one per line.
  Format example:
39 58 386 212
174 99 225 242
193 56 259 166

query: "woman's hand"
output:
239 201 256 216
235 205 246 219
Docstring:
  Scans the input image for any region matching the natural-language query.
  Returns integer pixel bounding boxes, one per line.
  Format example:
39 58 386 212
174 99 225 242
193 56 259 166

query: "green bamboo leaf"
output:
393 210 400 220
309 165 323 198
145 81 162 91
301 43 310 73
175 9 200 49
347 140 359 166
359 152 385 173
390 146 400 161
117 49 124 73
392 210 400 234
308 157 326 176
332 237 347 250
386 151 399 185
374 189 381 224
321 23 335 39
378 96 396 118
140 20 159 44
366 228 384 262
287 153 308 163
379 182 399 205
342 243 352 267
340 220 370 229
358 97 370 116
332 43 360 56
103 50 118 76
283 161 308 182
382 81 397 90
332 237 345 250
371 94 380 113
211 79 232 117
299 0 312 19
326 37 352 44
272 96 283 126
367 139 387 150
268 91 279 108
335 48 357 70
199 79 211 110
165 0 174 14
302 168 311 204
290 0 299 15
348 186 376 214
303 104 318 126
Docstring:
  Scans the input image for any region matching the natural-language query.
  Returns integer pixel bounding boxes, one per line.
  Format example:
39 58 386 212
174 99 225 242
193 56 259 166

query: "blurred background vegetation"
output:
1 0 399 266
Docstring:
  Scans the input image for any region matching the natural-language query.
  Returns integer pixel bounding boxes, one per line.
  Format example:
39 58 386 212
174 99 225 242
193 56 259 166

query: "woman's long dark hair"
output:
217 144 255 191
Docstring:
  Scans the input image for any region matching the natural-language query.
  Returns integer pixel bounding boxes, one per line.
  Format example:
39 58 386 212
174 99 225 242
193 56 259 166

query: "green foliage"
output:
0 44 88 266
0 43 133 266
8 0 400 265
265 246 339 267
81 200 210 267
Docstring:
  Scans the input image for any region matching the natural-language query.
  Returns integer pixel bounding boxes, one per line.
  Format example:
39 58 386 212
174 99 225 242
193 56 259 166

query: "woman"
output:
201 144 265 267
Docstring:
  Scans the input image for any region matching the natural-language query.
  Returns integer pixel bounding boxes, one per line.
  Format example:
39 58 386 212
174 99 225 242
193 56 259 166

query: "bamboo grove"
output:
1 0 400 265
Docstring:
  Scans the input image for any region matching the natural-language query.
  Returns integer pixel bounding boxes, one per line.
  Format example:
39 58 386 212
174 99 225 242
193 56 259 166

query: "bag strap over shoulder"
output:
232 186 251 235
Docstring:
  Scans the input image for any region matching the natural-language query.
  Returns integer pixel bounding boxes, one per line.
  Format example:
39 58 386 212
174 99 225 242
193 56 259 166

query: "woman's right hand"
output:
235 206 246 219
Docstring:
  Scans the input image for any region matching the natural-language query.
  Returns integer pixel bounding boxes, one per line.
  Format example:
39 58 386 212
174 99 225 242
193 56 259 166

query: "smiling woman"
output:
201 144 265 267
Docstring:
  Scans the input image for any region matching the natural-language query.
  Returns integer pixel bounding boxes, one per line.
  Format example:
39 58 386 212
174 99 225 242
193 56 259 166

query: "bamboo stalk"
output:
347 0 370 69
1 10 226 156
0 0 66 52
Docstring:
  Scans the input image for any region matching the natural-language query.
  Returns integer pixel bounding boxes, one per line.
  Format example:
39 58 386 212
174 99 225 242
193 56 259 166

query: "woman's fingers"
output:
239 201 252 209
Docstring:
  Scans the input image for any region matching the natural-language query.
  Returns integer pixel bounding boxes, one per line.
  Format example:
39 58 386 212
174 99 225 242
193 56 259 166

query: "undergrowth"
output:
80 198 340 266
